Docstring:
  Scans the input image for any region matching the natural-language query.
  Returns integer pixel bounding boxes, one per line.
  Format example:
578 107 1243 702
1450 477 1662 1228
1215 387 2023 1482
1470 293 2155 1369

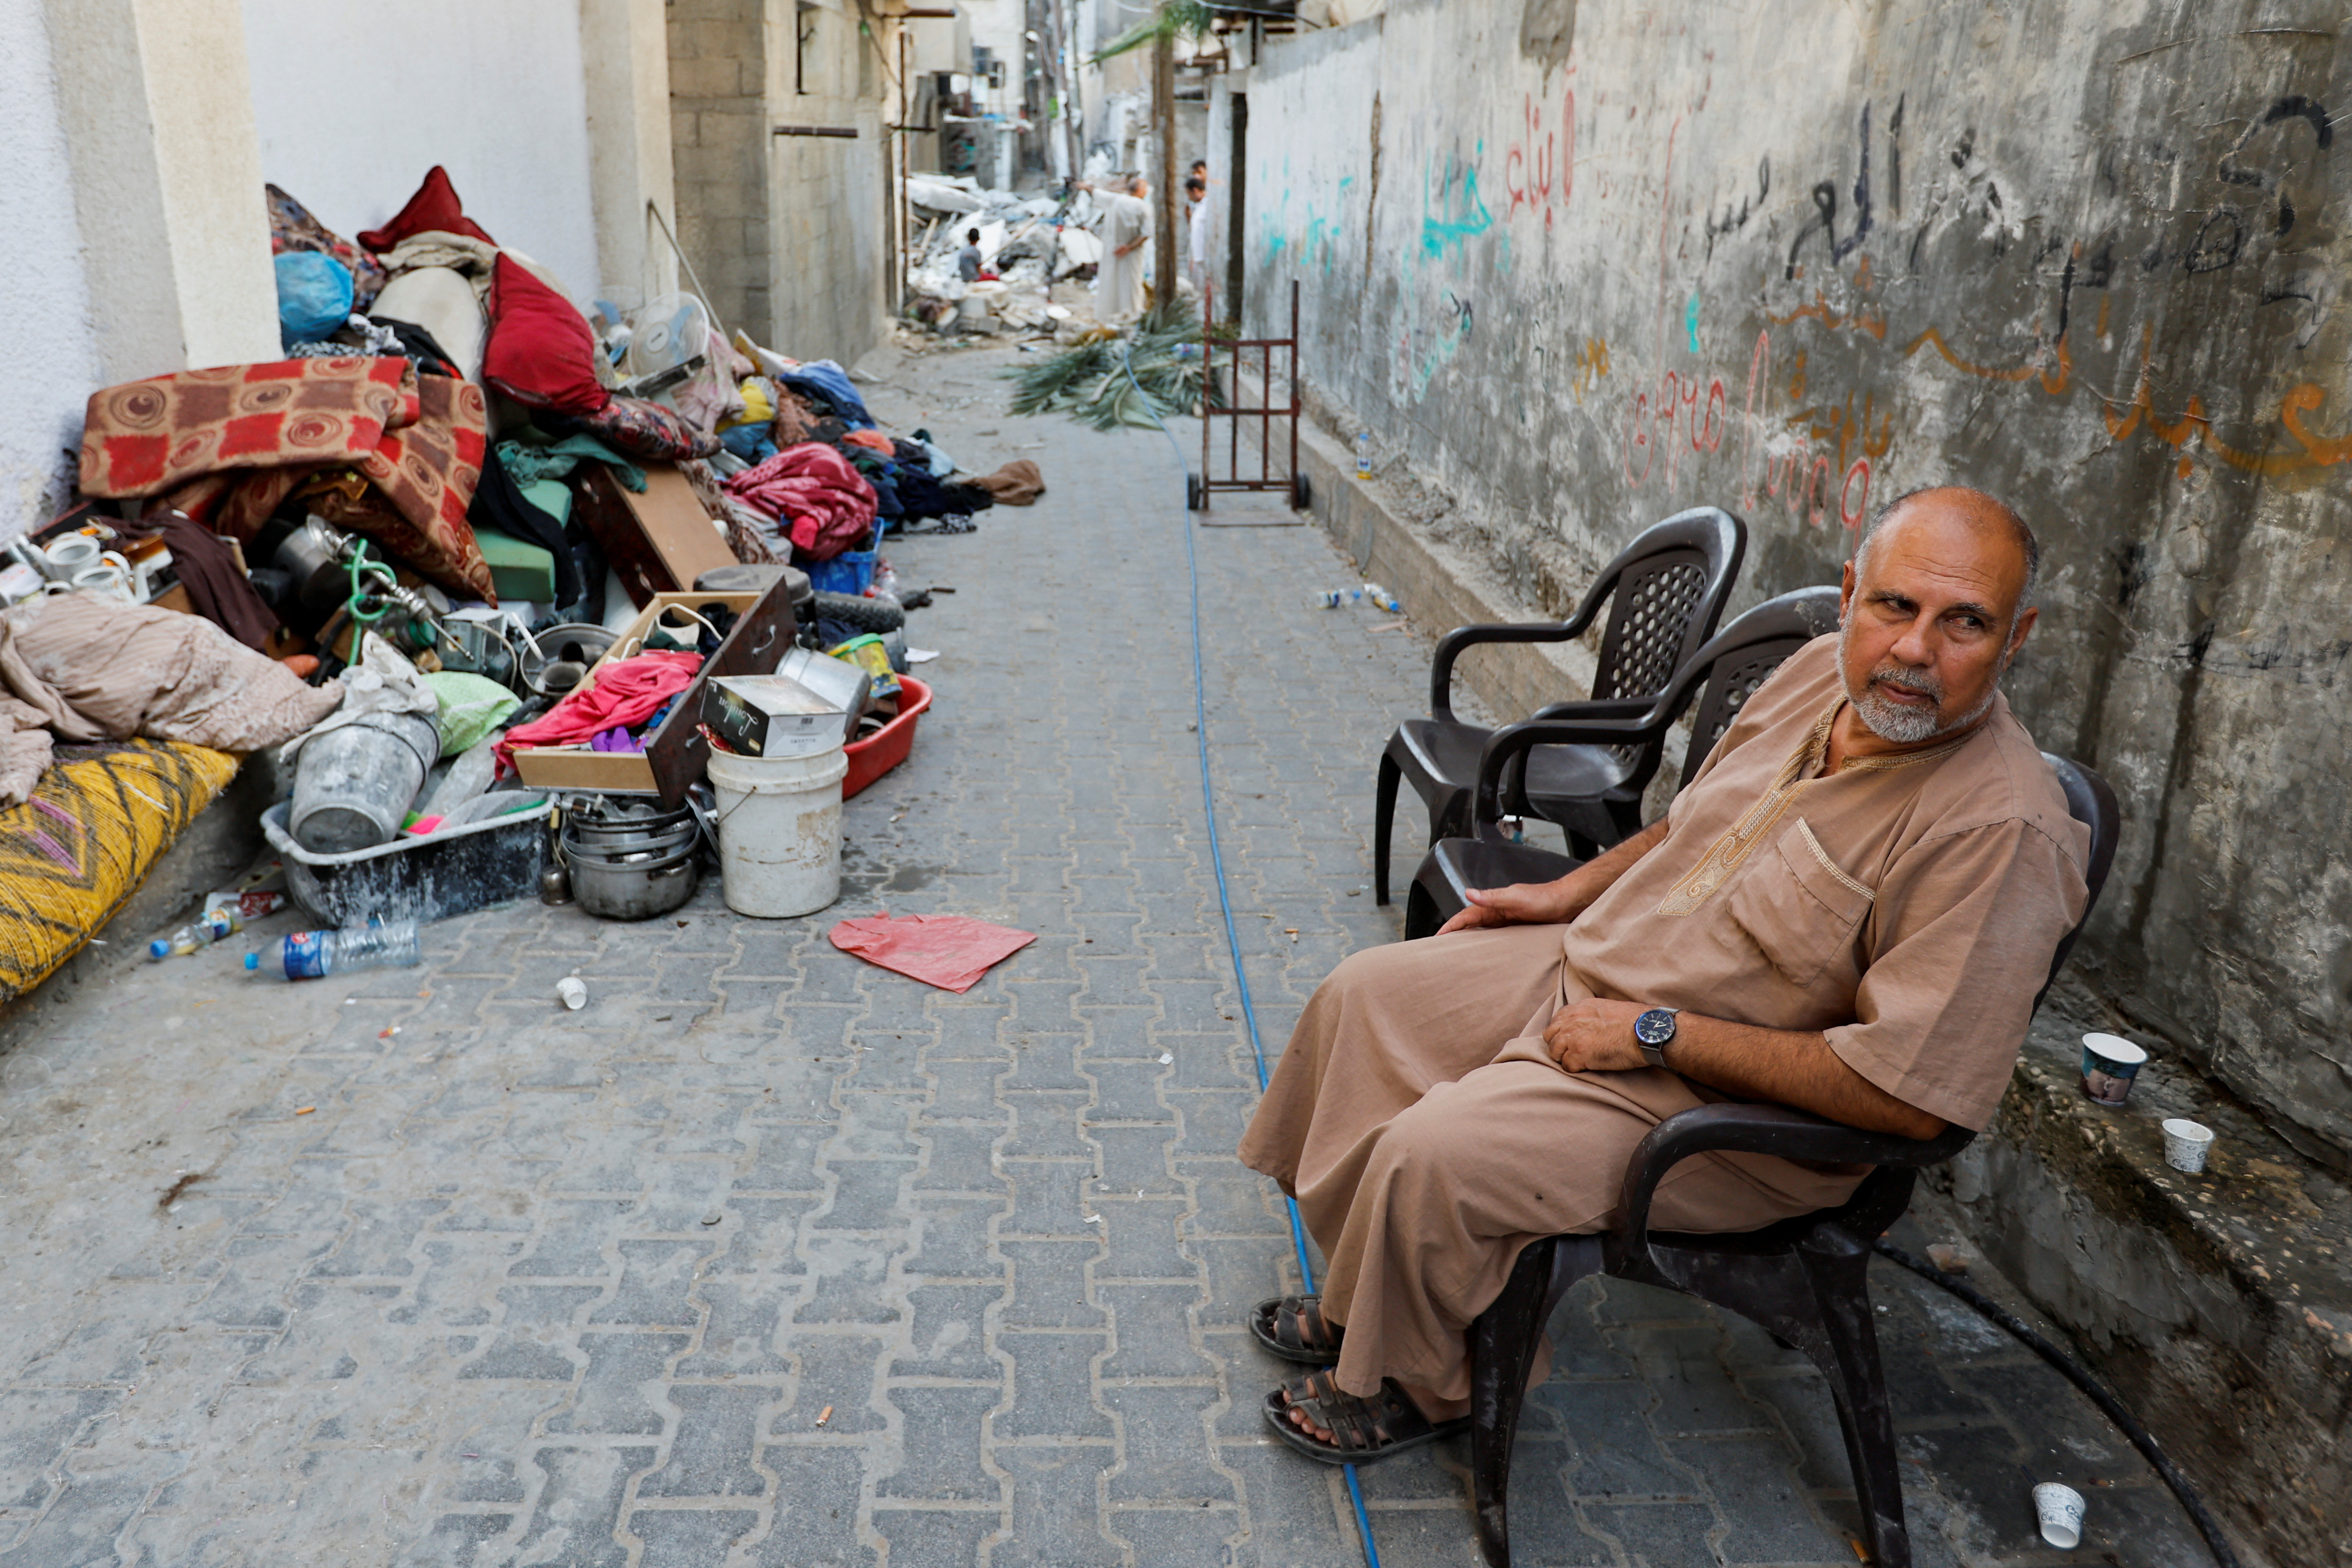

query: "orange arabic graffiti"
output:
1768 291 1887 342
1896 319 2352 479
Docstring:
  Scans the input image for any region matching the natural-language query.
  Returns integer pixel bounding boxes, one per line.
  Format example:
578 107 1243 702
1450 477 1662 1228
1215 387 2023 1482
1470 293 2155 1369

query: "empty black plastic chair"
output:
1374 508 1745 904
1403 586 1843 940
1463 754 2121 1568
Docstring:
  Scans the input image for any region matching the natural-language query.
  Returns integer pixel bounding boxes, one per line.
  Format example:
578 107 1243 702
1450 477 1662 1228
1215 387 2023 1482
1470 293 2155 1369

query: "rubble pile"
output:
902 174 1101 337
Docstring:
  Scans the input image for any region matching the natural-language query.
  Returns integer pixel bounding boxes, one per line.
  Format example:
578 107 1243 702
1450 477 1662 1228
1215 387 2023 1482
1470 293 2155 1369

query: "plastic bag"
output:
828 913 1037 992
275 251 355 344
423 671 522 757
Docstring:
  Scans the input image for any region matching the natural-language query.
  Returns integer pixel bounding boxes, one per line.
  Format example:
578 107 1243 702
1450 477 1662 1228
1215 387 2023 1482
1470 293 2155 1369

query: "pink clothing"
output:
496 651 701 772
721 443 878 560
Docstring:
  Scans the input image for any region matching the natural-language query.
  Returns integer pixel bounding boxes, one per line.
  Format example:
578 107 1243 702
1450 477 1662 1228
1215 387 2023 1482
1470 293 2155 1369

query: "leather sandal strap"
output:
1283 1371 1421 1453
1273 1296 1337 1354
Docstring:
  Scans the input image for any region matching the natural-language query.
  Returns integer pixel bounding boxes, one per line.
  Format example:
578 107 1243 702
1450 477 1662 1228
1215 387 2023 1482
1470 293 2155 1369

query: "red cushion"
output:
482 254 610 416
357 165 497 252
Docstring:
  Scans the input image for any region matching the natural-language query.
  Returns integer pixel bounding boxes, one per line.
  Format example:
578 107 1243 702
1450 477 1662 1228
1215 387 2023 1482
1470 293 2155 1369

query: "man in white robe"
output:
1085 175 1152 323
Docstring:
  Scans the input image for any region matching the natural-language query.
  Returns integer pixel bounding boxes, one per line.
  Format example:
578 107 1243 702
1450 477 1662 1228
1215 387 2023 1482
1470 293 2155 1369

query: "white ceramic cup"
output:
2032 1482 2085 1549
43 534 101 574
70 562 131 601
2162 1118 2216 1173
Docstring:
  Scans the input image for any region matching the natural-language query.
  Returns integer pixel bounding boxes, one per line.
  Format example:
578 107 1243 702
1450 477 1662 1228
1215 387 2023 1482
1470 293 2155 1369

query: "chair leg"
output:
1797 1228 1911 1568
1374 752 1400 905
1468 1237 1557 1568
1403 879 1440 942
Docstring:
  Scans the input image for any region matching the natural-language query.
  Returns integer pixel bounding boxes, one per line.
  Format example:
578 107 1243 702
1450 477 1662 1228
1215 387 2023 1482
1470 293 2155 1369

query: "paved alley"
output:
0 342 2213 1568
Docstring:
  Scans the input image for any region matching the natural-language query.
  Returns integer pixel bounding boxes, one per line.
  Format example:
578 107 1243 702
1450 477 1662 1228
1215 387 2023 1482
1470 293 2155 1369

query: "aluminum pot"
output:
566 847 699 920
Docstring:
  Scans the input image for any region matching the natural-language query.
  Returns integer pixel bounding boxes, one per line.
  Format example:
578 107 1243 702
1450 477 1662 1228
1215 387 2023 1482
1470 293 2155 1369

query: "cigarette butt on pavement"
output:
816 1406 833 1428
294 1106 316 1116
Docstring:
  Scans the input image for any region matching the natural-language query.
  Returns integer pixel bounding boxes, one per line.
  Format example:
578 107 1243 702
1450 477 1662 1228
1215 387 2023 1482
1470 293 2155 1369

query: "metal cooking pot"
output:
567 848 699 920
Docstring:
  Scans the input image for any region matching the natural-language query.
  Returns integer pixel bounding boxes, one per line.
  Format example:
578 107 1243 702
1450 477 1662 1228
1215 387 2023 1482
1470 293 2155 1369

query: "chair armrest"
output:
1471 712 1666 824
1429 601 1605 721
1529 697 1651 723
1613 1103 1973 1259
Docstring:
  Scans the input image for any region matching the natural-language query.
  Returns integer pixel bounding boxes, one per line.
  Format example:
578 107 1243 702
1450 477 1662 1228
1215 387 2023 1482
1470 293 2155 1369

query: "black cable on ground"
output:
1870 1239 2242 1568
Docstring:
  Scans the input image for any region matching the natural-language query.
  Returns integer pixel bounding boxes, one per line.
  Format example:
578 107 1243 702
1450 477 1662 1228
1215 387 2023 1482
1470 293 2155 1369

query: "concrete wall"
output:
0 3 101 533
241 0 605 299
765 0 895 362
1242 0 2352 1167
671 0 893 363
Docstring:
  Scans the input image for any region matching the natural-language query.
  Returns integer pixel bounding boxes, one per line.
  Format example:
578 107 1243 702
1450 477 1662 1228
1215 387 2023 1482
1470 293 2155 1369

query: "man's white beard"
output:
1839 618 2003 744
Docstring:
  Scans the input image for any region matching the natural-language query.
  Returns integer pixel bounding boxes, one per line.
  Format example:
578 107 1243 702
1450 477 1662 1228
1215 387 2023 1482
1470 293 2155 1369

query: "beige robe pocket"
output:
1723 818 1875 988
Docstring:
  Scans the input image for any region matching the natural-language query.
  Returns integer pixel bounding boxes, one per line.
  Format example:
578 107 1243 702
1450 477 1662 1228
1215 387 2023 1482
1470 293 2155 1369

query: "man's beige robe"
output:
1239 636 2090 1403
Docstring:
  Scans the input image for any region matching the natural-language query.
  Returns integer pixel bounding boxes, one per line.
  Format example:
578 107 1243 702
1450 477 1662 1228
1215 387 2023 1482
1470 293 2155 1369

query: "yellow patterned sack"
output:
0 740 238 1002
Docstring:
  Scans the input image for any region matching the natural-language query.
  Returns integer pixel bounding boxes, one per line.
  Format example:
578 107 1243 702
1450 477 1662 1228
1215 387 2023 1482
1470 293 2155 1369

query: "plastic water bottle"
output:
149 906 242 960
1306 587 1363 610
246 919 423 980
1355 432 1374 480
1362 582 1401 613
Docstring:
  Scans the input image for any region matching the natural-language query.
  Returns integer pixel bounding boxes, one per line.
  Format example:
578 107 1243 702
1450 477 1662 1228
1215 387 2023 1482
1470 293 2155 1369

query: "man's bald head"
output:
1856 487 2039 616
1836 485 2043 747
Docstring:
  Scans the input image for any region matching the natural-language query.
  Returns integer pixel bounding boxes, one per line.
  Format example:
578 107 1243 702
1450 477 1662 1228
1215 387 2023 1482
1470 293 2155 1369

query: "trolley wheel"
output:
1290 471 1314 511
1186 473 1205 511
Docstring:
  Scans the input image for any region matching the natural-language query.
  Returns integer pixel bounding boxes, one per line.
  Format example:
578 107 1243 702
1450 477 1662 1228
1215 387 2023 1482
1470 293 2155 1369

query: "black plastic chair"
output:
1374 508 1745 904
1463 754 2121 1568
1402 586 1843 940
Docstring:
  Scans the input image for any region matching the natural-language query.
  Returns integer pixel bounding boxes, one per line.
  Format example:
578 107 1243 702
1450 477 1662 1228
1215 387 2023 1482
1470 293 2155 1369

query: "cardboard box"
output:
702 675 845 757
571 463 739 609
511 579 797 802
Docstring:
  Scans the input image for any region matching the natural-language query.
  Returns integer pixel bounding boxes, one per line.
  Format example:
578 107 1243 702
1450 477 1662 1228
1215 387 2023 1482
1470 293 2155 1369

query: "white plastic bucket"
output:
707 744 849 917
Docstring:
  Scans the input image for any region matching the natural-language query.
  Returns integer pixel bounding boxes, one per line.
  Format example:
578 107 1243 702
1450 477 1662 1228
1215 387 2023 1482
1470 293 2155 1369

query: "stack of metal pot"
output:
556 796 701 919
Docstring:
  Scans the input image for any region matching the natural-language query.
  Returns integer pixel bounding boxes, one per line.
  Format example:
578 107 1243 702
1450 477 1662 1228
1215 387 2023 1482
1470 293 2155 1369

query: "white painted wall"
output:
239 0 606 300
0 5 100 531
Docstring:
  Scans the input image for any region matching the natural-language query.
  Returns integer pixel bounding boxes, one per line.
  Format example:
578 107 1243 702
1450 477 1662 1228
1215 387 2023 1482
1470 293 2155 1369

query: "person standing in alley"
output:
1186 176 1210 302
956 228 984 284
1081 174 1152 324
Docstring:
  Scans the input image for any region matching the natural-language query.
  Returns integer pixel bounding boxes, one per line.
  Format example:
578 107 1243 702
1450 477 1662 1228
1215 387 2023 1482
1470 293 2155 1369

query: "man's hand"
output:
1542 998 1647 1072
1434 880 1580 936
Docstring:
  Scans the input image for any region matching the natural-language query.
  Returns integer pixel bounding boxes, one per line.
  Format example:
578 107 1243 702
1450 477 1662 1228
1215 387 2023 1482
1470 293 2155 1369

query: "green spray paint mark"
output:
1420 145 1495 259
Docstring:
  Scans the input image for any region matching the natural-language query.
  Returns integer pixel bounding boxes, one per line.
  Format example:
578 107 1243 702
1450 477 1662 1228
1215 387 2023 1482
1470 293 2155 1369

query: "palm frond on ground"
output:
1003 297 1226 430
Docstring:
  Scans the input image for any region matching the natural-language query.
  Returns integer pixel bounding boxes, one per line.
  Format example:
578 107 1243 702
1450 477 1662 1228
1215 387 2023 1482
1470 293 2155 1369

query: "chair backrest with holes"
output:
1675 586 1845 793
1576 509 1746 704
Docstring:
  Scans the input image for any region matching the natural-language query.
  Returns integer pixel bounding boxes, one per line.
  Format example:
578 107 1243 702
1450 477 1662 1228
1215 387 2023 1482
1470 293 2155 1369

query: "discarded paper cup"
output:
2162 1117 2215 1173
557 977 587 1011
2079 1032 2148 1107
2032 1482 2085 1549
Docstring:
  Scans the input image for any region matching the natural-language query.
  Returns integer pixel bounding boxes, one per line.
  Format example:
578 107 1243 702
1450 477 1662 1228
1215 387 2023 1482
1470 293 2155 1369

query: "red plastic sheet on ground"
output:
828 912 1036 992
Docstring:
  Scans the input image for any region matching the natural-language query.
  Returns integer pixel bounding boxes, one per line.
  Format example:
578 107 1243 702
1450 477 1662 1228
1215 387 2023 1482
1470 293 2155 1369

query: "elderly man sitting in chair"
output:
1239 486 2089 1464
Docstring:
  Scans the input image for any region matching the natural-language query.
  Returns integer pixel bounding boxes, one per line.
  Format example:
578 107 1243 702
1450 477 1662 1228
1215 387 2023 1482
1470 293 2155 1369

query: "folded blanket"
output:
78 357 418 498
721 443 878 561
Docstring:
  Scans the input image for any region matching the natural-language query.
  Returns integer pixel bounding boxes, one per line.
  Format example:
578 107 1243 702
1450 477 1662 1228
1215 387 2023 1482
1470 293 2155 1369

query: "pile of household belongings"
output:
19 164 1055 906
902 175 1102 336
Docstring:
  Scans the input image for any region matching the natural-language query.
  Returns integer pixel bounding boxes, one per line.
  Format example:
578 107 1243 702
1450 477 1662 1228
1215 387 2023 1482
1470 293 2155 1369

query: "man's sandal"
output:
1248 1294 1343 1366
1262 1371 1469 1466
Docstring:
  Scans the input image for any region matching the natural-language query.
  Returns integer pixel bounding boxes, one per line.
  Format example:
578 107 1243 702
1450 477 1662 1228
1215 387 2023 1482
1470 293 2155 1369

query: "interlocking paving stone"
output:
0 339 2201 1566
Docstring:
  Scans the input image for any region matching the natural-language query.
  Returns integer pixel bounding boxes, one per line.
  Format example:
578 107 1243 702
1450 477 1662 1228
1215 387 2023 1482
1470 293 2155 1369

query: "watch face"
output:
1634 1009 1676 1046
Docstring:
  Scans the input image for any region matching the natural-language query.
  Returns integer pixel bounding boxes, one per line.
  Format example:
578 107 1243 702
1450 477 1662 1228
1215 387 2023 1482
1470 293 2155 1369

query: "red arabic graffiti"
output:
1505 89 1575 227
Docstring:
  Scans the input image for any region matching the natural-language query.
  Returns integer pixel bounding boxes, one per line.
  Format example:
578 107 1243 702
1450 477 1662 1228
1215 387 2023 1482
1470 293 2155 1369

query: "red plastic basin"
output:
843 674 931 799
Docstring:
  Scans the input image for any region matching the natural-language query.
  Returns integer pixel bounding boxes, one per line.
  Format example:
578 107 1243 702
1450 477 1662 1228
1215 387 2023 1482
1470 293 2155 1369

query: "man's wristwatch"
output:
1633 1007 1680 1068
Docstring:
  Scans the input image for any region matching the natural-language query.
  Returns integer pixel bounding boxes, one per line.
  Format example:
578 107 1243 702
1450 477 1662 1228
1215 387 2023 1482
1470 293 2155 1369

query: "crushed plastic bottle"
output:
149 906 242 961
246 919 423 980
1306 587 1364 610
1355 432 1374 481
1361 582 1401 613
869 560 906 605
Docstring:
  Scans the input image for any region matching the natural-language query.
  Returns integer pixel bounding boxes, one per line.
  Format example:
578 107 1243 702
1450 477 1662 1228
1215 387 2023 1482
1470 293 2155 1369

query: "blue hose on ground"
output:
1122 341 1385 1568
